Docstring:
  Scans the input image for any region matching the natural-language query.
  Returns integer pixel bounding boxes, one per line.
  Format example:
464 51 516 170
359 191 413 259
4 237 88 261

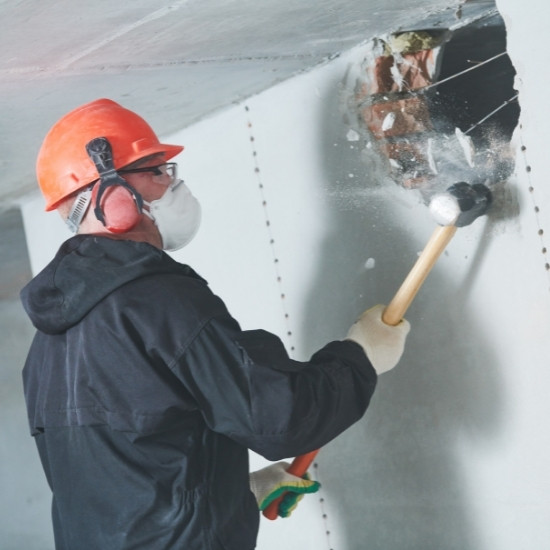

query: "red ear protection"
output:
91 183 143 234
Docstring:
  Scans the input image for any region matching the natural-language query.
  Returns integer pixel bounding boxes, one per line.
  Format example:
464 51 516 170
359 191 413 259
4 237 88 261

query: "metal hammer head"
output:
428 182 492 227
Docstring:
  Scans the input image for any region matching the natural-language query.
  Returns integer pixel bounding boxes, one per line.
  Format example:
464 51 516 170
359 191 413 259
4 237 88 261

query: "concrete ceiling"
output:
0 0 469 208
6 0 504 302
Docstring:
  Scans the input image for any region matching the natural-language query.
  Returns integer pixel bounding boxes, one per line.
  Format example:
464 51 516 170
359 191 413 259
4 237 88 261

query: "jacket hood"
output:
20 235 202 335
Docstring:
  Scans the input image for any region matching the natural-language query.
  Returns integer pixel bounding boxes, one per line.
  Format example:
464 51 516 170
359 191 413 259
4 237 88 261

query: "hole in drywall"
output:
349 2 519 202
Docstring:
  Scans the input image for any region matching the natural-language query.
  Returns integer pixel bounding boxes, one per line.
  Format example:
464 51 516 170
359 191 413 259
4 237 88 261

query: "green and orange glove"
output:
249 461 321 518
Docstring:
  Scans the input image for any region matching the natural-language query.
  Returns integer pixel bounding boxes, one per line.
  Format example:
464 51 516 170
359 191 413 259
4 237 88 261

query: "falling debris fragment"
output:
427 138 437 174
381 112 396 131
346 129 360 142
364 257 376 270
455 127 475 167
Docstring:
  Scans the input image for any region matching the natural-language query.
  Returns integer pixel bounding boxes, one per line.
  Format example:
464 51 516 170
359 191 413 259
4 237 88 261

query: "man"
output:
21 98 410 549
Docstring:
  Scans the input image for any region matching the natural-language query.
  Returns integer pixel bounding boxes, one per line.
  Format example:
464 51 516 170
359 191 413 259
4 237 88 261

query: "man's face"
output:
120 154 174 203
114 154 176 247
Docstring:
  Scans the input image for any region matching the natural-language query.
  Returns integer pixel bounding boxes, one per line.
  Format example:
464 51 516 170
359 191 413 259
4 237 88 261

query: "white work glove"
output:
249 462 320 518
346 304 410 374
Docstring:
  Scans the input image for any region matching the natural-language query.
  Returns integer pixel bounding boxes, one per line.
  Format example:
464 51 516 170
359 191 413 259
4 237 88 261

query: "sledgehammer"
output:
382 181 492 325
263 181 491 520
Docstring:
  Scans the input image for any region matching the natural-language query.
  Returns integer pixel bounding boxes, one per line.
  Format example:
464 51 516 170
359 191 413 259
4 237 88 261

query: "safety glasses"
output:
119 162 178 186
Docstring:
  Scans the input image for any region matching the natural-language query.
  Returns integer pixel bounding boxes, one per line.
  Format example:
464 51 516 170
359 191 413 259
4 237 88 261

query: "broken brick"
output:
361 96 433 139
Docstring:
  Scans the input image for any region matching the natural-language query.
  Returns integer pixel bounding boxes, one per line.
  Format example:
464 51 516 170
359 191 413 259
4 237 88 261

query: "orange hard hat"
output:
36 98 184 211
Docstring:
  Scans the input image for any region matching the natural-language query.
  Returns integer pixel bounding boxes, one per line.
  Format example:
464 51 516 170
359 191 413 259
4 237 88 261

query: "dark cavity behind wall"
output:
430 11 520 149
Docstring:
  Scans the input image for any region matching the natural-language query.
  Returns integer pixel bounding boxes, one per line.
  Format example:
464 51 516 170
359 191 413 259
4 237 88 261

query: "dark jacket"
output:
21 235 377 550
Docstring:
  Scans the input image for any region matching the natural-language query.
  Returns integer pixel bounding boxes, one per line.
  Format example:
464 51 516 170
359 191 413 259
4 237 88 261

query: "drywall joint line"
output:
3 53 328 79
517 127 550 291
244 104 295 353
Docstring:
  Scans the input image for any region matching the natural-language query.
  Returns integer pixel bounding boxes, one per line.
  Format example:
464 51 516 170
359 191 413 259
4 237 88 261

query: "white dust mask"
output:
144 180 201 251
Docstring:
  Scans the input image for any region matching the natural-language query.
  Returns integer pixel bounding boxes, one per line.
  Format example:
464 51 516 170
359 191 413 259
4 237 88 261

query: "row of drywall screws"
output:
313 462 335 550
245 105 295 351
521 141 550 276
245 109 333 538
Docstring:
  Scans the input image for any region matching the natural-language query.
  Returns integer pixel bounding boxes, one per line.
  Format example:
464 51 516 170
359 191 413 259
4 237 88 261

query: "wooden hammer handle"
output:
382 225 457 326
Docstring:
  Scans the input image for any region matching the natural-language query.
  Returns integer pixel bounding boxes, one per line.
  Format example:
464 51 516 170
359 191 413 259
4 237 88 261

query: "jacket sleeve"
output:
169 312 377 461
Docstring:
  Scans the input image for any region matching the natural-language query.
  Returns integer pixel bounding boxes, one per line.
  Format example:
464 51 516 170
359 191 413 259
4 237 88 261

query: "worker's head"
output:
36 98 201 251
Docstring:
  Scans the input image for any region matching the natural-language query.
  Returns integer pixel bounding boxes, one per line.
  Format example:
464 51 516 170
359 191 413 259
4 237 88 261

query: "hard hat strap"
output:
66 186 93 233
85 137 144 226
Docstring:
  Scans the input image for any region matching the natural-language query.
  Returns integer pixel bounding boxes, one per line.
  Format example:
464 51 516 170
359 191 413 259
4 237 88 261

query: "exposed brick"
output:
357 48 438 101
361 96 432 139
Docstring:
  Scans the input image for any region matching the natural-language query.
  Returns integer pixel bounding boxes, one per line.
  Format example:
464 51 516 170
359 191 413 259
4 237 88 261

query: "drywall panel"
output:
229 49 509 550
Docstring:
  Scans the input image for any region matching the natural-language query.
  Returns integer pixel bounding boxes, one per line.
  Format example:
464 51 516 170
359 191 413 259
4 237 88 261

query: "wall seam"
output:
517 125 550 292
244 104 296 353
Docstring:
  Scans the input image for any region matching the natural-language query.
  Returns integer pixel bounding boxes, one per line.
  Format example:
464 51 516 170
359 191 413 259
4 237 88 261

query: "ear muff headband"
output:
85 137 144 232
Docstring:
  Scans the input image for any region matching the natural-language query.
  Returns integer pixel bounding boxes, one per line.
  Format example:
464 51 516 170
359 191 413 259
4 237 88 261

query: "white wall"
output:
19 2 550 548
